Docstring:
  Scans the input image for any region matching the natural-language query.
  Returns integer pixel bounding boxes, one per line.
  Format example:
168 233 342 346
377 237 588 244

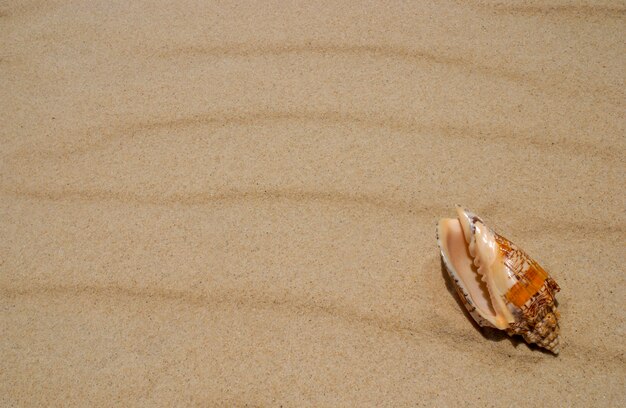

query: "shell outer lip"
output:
437 221 497 329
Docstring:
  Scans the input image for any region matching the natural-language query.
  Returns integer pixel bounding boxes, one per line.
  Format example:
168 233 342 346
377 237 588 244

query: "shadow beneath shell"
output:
439 258 557 356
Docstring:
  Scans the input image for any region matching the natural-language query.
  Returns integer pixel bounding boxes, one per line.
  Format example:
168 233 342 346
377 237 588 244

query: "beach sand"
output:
1 1 625 406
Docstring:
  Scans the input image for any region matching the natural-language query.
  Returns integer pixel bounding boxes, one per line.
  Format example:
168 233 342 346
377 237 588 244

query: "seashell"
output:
436 206 561 354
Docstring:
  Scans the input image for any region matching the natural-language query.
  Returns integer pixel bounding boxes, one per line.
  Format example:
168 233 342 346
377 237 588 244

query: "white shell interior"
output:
439 217 497 322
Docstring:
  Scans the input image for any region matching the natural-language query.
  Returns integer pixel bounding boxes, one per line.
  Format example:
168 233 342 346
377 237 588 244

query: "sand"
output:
1 1 625 406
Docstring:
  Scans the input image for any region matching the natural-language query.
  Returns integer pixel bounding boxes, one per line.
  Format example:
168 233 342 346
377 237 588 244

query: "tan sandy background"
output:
1 0 625 406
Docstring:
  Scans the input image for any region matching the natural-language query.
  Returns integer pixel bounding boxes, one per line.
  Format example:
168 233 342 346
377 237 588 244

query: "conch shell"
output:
437 206 561 354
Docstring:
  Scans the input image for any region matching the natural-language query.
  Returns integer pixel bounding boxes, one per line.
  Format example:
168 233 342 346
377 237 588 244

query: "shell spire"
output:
437 206 561 354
